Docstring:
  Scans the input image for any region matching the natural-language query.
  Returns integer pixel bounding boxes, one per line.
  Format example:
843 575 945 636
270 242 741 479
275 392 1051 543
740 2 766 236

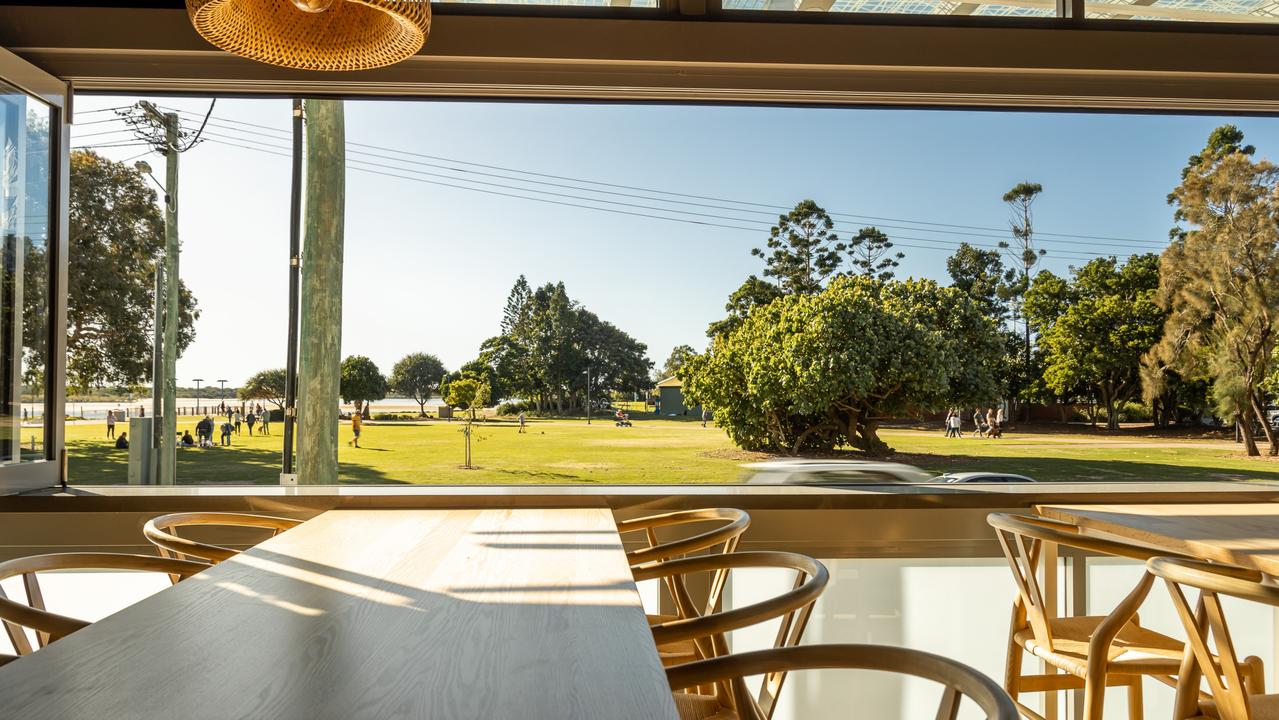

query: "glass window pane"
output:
0 81 51 465
1084 0 1279 22
437 0 659 6
721 0 1055 16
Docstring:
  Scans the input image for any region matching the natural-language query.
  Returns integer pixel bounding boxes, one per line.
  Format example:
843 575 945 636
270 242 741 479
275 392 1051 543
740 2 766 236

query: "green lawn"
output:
64 419 1279 485
66 416 743 485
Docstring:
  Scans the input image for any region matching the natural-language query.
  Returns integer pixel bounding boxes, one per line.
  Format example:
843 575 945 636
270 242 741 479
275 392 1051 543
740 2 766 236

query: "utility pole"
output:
583 366 591 425
150 265 164 478
282 98 303 482
218 379 227 410
138 102 181 485
296 99 345 485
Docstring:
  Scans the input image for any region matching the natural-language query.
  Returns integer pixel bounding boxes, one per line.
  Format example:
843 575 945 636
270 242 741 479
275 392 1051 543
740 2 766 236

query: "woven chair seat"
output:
1197 693 1279 720
674 691 738 720
1014 615 1186 678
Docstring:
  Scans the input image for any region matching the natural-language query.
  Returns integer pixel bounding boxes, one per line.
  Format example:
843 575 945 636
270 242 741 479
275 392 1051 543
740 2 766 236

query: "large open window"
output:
51 94 1279 487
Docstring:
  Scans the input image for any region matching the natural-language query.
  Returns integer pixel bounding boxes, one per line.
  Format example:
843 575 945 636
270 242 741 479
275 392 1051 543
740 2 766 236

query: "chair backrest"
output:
633 550 828 720
618 508 750 620
1147 556 1279 720
667 644 1019 720
987 512 1182 651
0 552 208 656
143 512 303 564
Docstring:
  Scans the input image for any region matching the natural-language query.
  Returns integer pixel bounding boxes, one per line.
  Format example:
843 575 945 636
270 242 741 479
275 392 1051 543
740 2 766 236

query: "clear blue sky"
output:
70 95 1279 388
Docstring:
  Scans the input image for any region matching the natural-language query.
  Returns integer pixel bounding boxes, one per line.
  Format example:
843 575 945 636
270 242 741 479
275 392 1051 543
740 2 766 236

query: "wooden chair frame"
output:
667 644 1019 720
988 512 1209 720
619 508 751 625
143 512 303 564
633 550 828 720
1147 556 1272 720
0 552 209 656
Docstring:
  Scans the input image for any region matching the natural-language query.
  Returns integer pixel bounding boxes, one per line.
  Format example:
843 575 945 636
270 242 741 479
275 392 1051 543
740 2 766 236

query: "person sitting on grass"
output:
114 432 128 450
180 430 195 447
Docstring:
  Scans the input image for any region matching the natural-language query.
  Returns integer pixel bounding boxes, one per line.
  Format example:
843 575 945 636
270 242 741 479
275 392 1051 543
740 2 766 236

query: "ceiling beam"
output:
2 5 1279 111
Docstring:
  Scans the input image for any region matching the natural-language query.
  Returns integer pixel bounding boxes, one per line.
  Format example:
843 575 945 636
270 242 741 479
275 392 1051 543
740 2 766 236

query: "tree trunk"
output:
857 420 891 457
1249 393 1278 456
1103 387 1119 432
1240 414 1260 456
417 398 427 417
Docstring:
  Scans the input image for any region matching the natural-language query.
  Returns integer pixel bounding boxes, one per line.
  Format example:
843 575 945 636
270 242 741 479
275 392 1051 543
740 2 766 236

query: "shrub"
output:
497 400 532 415
1116 401 1151 423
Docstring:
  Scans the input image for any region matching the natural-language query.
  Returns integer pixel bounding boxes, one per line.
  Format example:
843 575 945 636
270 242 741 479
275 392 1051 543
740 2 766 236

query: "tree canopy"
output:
657 344 697 381
1150 126 1279 455
389 352 447 416
1026 254 1166 430
238 368 286 410
681 275 1002 455
946 242 1009 322
845 226 903 281
66 151 199 392
475 278 652 413
751 199 843 295
339 355 388 418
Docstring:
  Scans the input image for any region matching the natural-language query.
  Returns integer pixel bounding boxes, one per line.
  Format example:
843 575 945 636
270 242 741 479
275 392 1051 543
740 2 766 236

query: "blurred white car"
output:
741 459 933 485
932 472 1037 483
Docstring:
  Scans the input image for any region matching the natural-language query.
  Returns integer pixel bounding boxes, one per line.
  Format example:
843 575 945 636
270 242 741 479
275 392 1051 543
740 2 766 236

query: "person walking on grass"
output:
348 411 362 448
259 408 271 435
701 407 709 428
233 409 242 435
973 408 987 438
517 411 526 434
106 410 116 439
220 420 233 446
943 410 954 438
245 410 256 437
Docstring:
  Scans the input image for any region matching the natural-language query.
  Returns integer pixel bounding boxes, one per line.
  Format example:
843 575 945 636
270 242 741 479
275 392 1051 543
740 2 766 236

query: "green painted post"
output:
295 99 345 485
156 111 179 485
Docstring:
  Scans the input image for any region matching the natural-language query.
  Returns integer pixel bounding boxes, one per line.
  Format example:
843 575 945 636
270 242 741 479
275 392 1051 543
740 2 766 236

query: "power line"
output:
196 118 1164 253
193 126 1123 260
201 136 1106 261
163 106 1167 250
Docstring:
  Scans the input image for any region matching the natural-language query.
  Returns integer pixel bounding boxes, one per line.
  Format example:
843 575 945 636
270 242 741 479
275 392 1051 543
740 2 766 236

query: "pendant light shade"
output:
186 0 431 72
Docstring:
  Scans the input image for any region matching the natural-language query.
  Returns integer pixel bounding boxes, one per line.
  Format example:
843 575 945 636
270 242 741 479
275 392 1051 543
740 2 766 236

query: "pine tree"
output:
846 226 904 281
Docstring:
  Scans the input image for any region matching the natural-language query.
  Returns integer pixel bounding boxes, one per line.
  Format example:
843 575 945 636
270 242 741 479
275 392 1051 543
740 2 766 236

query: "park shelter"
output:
4 3 1279 719
656 376 700 416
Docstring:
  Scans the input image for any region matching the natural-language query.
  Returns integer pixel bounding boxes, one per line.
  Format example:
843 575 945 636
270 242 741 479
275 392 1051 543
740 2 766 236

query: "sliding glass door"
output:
0 47 66 492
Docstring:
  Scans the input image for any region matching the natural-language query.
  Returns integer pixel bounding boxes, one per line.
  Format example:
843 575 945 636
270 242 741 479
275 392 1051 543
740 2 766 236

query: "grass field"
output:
63 418 1279 485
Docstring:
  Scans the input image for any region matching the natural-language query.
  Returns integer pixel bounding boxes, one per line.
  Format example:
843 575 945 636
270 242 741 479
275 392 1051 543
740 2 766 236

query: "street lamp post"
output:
583 367 591 425
193 378 203 415
218 379 227 412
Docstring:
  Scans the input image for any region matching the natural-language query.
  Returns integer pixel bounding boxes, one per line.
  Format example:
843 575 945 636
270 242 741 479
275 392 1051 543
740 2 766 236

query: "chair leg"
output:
1127 677 1143 720
1005 637 1024 705
1082 658 1108 720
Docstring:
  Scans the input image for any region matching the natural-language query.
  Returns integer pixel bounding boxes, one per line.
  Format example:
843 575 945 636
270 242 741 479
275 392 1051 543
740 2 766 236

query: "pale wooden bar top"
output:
0 508 678 719
1038 503 1279 576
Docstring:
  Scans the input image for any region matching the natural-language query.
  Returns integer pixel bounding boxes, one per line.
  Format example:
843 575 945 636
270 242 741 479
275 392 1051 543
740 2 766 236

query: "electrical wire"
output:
192 127 1124 260
161 105 1168 250
178 99 217 152
200 136 1108 261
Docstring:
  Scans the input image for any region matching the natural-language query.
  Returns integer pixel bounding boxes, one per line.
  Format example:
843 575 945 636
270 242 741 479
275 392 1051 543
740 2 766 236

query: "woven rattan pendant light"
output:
186 0 431 72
